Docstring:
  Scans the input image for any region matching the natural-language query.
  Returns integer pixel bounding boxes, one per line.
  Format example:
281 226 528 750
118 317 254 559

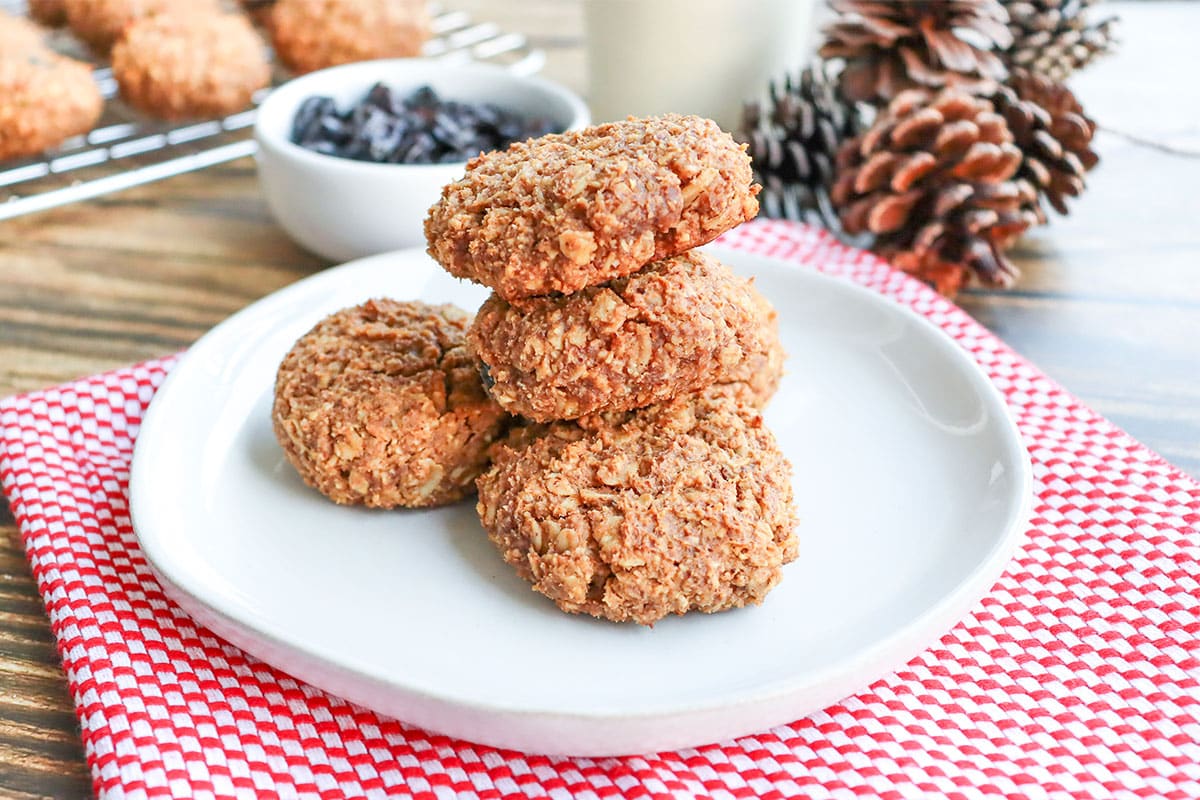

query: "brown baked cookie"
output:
28 0 68 27
112 11 269 120
64 0 211 53
273 299 511 509
709 283 785 409
0 52 103 161
477 391 798 625
468 250 764 422
269 0 430 75
425 114 760 301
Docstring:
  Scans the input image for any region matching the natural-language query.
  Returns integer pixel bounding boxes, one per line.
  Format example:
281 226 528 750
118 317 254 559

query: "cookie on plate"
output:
707 284 785 410
467 250 765 422
273 299 511 509
112 11 269 120
425 114 760 301
269 0 430 76
476 391 799 625
0 52 103 161
64 0 211 52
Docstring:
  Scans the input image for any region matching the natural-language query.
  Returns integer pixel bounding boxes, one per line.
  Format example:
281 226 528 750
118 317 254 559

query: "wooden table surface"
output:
1 2 1197 797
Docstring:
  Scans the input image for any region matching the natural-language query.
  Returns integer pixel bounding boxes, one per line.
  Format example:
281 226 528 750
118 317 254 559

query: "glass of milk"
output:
584 0 818 133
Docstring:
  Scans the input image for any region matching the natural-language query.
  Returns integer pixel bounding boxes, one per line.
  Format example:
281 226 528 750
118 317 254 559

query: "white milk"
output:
584 0 818 133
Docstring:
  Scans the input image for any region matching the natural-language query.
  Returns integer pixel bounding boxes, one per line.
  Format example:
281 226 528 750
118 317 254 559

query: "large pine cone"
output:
738 64 860 225
1003 0 1117 81
819 0 1012 104
831 89 1039 296
993 68 1098 222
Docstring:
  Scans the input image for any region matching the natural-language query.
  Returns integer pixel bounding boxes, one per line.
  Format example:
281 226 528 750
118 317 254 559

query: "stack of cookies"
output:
424 114 800 625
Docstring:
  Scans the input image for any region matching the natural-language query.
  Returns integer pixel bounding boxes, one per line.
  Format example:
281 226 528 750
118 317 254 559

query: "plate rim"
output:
130 245 1033 744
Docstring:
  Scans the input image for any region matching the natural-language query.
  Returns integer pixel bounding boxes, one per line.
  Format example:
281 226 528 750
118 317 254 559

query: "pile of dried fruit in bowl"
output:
290 82 561 164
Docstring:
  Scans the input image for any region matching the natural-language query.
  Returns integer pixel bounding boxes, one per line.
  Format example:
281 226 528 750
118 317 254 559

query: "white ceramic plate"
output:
130 247 1031 757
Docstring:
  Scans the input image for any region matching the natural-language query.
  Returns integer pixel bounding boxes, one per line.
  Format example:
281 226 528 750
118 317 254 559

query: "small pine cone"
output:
831 88 1040 296
819 0 1012 105
993 68 1098 221
1003 0 1117 81
738 64 859 225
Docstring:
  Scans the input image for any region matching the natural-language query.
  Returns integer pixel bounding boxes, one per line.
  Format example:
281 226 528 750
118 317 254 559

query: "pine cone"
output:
1003 0 1117 81
819 0 1012 104
993 68 1098 221
738 64 859 225
831 88 1039 296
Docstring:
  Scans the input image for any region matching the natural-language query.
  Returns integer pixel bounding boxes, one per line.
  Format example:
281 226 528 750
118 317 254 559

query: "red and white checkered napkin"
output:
2 220 1198 800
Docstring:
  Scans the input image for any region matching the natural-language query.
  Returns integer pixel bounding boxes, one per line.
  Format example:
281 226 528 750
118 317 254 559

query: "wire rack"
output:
0 1 544 221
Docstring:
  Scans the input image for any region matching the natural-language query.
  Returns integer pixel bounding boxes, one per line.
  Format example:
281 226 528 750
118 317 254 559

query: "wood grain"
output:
0 2 1197 796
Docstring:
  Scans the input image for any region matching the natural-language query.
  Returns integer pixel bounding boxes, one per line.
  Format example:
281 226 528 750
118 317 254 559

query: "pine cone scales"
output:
739 65 857 223
1004 0 1116 81
820 0 1013 103
832 89 1038 295
994 68 1098 220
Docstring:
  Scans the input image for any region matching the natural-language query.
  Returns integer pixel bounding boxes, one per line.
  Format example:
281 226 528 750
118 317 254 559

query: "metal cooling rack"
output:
0 1 544 221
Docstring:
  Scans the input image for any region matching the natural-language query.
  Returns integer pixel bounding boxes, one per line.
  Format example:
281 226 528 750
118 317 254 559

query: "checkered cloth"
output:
2 220 1198 799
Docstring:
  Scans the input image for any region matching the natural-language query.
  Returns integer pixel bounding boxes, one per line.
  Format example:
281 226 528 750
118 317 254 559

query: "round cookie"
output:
28 0 68 27
63 0 210 53
476 392 799 625
112 11 269 120
468 249 764 422
273 299 511 509
269 0 430 75
425 114 760 301
0 53 103 161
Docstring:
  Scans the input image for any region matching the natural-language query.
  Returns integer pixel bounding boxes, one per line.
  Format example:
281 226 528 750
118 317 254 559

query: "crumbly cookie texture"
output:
0 52 103 161
64 0 212 53
477 392 799 625
273 299 510 509
269 0 430 75
112 11 269 120
467 250 765 422
425 114 761 301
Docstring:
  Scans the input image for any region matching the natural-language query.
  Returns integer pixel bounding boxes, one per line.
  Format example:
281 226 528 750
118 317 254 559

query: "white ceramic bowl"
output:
254 59 590 262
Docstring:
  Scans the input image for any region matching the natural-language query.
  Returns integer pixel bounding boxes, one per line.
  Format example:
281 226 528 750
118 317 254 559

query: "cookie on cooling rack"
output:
467 250 768 422
28 0 68 27
273 299 511 509
112 10 269 120
0 52 103 161
476 390 799 625
269 0 430 75
425 114 760 301
63 0 214 53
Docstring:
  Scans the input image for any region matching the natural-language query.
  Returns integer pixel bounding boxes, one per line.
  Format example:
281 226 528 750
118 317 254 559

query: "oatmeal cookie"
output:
64 0 210 52
425 114 760 301
468 250 764 422
112 11 269 120
0 52 103 161
709 284 785 409
28 0 68 27
273 299 510 508
476 392 799 625
269 0 430 75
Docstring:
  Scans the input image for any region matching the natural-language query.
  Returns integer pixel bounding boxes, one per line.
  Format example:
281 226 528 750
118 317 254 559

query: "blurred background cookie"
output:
0 52 103 160
112 11 269 120
0 9 49 53
269 0 431 75
468 250 766 422
273 299 511 509
477 391 798 625
425 114 760 301
27 0 67 27
63 0 212 53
